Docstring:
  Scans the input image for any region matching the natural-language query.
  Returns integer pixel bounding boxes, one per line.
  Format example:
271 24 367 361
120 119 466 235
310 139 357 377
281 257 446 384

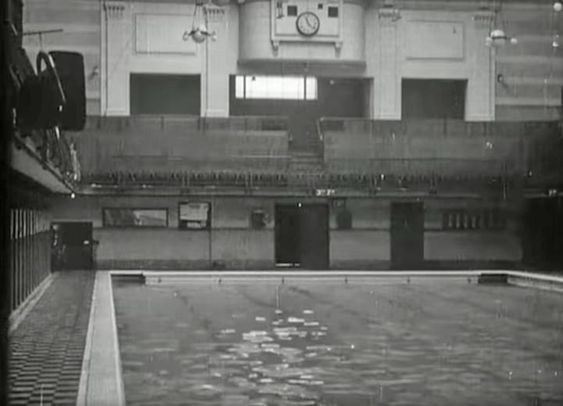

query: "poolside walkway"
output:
8 271 94 405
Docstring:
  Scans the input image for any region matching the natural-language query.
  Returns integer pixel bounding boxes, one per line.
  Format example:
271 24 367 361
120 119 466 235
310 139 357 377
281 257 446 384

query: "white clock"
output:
296 11 320 37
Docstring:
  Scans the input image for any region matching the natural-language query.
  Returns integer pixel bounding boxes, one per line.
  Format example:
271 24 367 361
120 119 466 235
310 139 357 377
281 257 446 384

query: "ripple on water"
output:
257 382 319 401
187 383 224 399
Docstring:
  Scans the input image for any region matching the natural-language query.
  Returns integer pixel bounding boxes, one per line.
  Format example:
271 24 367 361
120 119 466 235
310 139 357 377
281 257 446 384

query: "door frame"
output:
390 201 424 270
51 221 94 271
274 202 330 269
274 203 301 267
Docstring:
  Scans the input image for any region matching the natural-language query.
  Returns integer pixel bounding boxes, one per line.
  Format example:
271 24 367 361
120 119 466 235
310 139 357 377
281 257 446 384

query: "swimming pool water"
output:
113 278 563 406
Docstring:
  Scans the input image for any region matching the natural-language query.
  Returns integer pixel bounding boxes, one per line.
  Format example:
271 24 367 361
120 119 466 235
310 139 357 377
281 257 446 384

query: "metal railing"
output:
319 117 563 180
82 115 290 133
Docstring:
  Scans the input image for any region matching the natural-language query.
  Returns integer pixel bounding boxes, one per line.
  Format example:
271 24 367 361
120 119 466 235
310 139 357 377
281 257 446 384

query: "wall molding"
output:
104 2 125 19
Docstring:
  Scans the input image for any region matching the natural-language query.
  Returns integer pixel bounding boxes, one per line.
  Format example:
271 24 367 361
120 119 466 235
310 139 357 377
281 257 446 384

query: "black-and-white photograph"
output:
2 0 563 405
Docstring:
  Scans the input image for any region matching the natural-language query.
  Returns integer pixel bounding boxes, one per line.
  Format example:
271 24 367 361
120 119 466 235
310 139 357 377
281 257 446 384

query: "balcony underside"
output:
10 137 74 194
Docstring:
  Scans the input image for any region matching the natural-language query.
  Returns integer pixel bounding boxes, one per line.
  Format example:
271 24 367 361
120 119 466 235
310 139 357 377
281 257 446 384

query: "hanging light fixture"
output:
183 0 227 43
554 1 563 12
485 0 518 47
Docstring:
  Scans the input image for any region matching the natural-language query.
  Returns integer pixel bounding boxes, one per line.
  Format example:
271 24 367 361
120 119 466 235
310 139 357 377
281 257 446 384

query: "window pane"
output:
306 77 318 100
103 208 168 227
179 202 210 230
243 75 310 100
235 75 244 99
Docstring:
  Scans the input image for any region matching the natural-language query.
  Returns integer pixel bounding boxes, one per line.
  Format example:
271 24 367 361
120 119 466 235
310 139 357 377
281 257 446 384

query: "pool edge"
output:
78 271 126 406
107 270 563 290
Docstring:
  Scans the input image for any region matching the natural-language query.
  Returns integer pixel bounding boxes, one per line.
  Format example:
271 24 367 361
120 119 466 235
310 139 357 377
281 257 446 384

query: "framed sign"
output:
179 202 211 230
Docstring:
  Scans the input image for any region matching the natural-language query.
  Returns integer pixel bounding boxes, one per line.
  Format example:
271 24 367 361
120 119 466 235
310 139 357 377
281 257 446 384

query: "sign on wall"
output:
179 202 211 230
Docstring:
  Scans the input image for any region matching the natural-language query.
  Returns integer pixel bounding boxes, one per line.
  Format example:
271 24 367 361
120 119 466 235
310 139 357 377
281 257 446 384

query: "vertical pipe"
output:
24 209 29 299
30 210 34 292
208 197 213 269
10 209 15 312
32 210 37 289
17 209 22 308
104 1 109 116
18 209 23 307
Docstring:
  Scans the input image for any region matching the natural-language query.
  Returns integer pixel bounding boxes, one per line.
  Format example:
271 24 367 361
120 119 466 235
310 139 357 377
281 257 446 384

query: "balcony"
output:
320 118 563 184
73 116 563 195
11 126 78 193
72 115 290 188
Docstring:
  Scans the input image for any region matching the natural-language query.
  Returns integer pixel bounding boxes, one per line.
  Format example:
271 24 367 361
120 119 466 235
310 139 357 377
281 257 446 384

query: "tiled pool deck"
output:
8 271 94 405
8 269 563 405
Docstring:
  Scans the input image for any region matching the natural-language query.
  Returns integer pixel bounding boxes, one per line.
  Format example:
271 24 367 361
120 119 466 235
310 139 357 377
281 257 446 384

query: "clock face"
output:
296 11 320 37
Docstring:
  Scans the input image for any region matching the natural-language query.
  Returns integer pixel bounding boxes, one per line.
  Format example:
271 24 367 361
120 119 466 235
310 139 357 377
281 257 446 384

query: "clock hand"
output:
306 15 315 27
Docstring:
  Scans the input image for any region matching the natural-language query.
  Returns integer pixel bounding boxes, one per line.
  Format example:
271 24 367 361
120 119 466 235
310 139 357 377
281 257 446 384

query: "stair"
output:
289 151 324 173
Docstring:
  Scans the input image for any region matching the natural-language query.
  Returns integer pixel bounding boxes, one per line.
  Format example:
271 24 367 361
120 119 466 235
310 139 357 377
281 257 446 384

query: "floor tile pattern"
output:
9 271 94 406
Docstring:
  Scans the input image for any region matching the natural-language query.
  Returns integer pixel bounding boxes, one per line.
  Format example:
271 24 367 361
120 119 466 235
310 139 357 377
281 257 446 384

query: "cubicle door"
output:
391 202 424 270
52 222 94 270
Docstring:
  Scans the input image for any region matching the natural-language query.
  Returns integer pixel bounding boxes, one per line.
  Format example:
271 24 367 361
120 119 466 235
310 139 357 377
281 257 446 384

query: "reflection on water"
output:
113 280 563 406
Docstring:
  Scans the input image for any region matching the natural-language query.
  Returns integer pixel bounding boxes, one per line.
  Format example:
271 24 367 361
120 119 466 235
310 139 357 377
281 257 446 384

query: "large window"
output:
235 75 317 100
102 208 168 228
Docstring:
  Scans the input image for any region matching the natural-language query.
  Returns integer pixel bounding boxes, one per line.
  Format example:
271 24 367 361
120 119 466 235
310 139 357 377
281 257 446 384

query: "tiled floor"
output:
9 271 95 405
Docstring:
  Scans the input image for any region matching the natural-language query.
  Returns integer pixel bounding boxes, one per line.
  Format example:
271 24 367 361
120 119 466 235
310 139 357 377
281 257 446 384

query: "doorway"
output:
275 203 329 269
51 222 94 270
522 197 563 269
391 202 424 269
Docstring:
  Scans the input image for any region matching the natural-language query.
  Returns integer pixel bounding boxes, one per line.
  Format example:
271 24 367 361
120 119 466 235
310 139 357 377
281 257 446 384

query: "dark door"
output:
275 204 329 269
275 205 301 266
391 202 424 269
300 204 329 270
522 197 563 269
52 222 94 270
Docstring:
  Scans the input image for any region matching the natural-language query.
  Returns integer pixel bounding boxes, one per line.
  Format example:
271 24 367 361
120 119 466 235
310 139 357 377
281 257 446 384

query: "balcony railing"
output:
74 116 562 193
320 118 563 180
72 115 291 176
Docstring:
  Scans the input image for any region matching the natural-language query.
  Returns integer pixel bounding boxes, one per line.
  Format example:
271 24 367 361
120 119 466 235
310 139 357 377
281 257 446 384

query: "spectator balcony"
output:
73 115 563 196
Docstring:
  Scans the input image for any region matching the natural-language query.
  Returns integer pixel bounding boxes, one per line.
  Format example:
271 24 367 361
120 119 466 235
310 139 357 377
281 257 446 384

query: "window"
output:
442 209 505 231
179 202 211 230
103 208 168 227
328 6 339 17
287 5 298 16
235 75 317 100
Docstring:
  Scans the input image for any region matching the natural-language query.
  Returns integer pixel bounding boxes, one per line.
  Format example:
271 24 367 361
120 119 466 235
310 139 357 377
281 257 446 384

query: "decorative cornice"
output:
473 13 494 29
204 5 226 22
378 8 401 22
104 2 125 19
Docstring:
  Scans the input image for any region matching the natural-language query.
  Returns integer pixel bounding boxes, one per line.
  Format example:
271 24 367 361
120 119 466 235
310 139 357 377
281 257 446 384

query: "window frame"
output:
102 207 169 228
442 208 506 231
178 201 211 231
234 75 317 101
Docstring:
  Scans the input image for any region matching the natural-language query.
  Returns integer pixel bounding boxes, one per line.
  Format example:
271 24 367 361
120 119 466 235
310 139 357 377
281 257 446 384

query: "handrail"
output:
88 115 291 133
